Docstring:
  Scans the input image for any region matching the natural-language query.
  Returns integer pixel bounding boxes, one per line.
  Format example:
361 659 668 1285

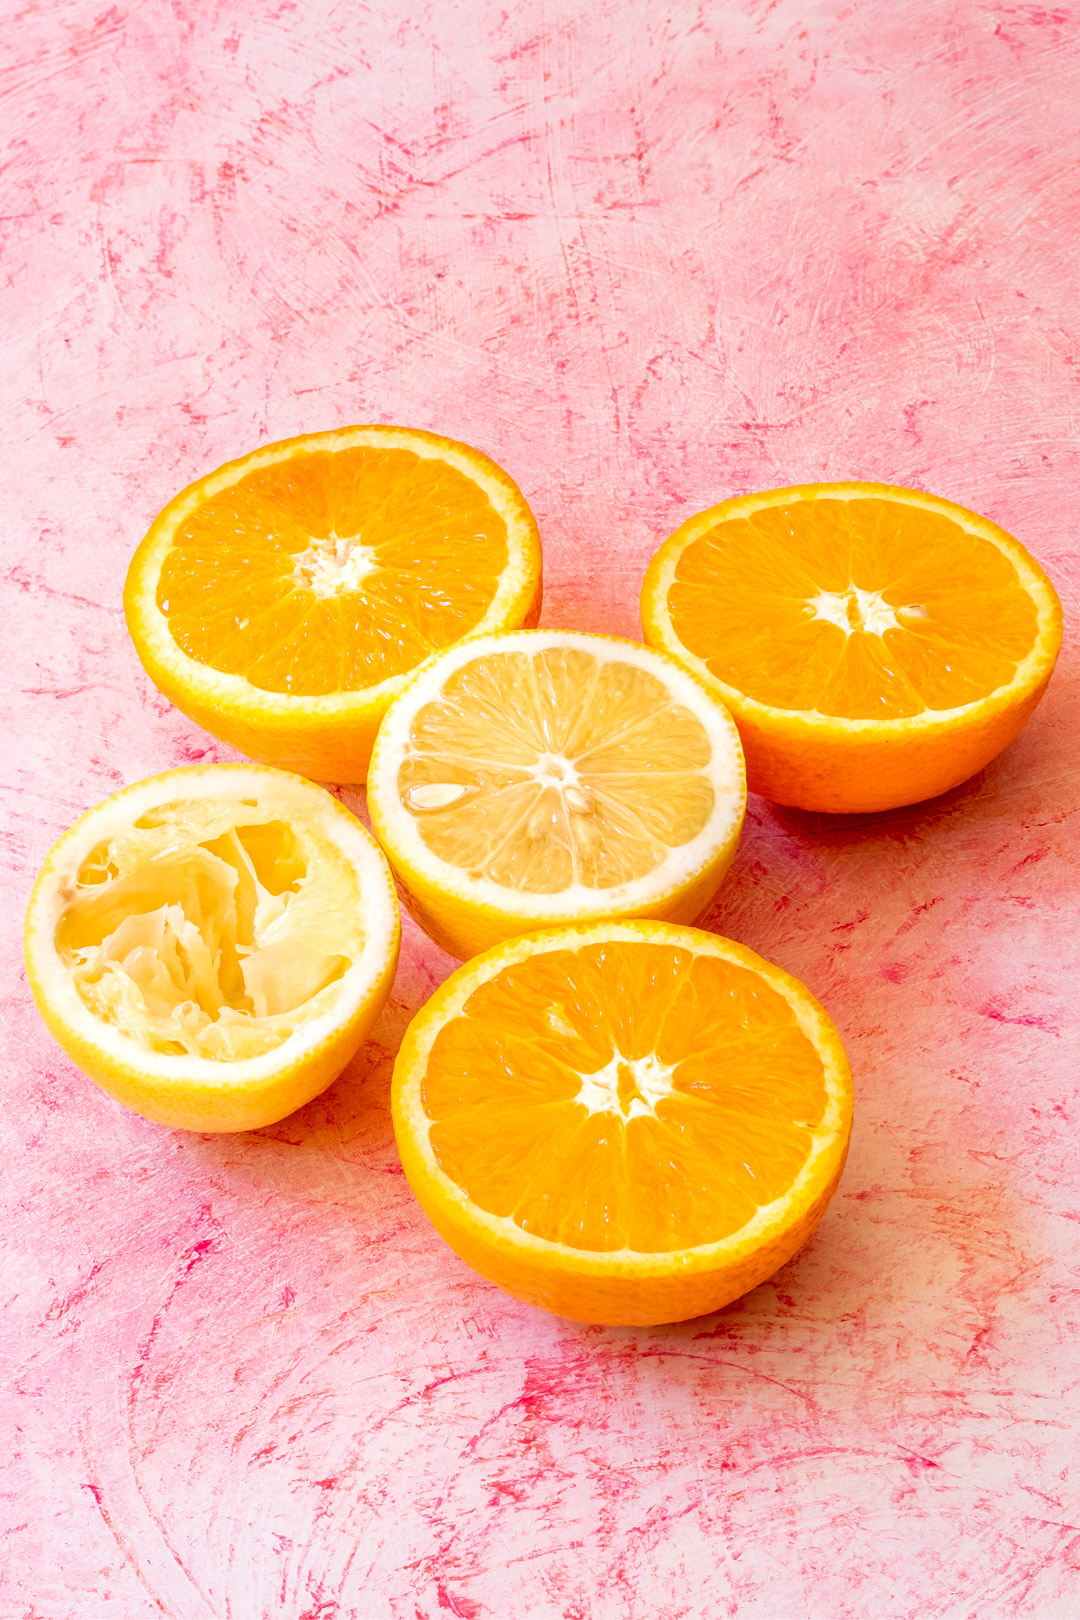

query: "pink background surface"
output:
4 3 1080 1615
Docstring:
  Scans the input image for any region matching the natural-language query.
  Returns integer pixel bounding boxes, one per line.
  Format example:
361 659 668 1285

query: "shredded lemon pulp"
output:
55 798 364 1061
399 647 716 892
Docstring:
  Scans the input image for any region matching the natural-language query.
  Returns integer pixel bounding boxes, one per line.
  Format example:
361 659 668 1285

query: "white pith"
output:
293 532 379 596
495 751 594 811
806 585 919 637
26 765 399 1083
574 1051 675 1121
369 631 747 920
405 752 588 814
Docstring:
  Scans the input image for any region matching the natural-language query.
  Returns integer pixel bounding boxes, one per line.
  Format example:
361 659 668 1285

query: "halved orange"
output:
367 630 746 961
24 764 400 1132
124 427 542 782
641 482 1062 812
392 920 852 1325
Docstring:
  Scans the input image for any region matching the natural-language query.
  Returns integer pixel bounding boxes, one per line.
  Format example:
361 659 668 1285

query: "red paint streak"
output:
981 1005 1060 1034
436 1585 482 1618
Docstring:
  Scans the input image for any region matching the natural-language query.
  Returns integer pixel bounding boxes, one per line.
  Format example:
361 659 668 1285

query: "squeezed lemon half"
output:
25 764 400 1132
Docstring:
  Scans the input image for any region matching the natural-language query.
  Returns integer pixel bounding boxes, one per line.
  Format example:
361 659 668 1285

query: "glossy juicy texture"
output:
402 645 716 892
669 496 1038 719
368 632 747 960
642 482 1062 811
124 427 543 782
393 922 852 1325
159 447 508 695
423 940 827 1252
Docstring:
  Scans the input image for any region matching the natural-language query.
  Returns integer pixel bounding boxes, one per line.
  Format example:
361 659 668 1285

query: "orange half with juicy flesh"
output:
641 482 1062 812
24 764 400 1132
366 630 747 961
124 426 543 782
392 921 853 1325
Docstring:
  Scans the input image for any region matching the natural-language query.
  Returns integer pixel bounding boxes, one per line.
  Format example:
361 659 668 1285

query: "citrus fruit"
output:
392 920 852 1325
24 763 400 1133
366 629 747 961
641 481 1063 813
124 426 543 783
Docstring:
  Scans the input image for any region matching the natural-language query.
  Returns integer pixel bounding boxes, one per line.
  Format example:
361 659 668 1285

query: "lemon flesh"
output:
57 797 365 1062
25 764 400 1132
368 631 746 960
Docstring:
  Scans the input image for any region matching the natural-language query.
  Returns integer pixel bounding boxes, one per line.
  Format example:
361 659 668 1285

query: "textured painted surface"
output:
3 1 1079 1614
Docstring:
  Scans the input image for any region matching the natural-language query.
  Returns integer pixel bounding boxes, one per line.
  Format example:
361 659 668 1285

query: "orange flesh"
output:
157 448 508 695
420 941 827 1253
668 498 1038 718
399 648 716 892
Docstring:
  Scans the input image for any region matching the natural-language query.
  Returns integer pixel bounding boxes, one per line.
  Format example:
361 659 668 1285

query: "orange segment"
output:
125 426 543 782
641 482 1062 811
422 942 827 1255
392 922 852 1325
158 447 510 698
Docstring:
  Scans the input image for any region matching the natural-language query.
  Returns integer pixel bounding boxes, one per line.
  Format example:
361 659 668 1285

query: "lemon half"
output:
25 764 400 1132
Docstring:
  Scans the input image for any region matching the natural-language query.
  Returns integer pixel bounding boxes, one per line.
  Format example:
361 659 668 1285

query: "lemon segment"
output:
367 630 747 960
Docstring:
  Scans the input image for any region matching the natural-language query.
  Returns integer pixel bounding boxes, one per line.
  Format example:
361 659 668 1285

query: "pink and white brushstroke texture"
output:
3 1 1079 1615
